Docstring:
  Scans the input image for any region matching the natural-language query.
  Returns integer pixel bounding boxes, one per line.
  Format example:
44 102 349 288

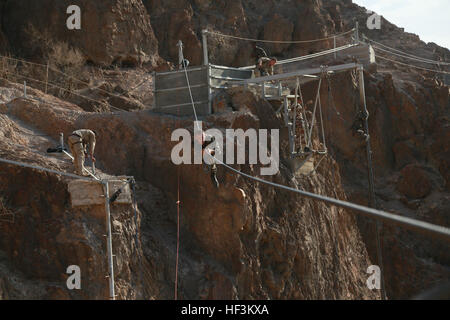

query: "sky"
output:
354 0 450 49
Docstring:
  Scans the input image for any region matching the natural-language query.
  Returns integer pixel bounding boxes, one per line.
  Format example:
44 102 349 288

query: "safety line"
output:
213 157 450 241
376 55 450 74
207 28 355 44
180 49 200 126
373 46 450 66
363 36 450 65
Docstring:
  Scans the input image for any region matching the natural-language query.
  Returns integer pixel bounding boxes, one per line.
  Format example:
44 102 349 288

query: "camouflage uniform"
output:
257 57 276 76
194 131 219 188
67 129 96 176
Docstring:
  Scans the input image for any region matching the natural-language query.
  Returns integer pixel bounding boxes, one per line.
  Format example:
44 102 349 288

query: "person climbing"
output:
257 57 277 76
194 130 220 189
351 111 369 141
252 44 276 76
67 129 97 176
179 58 190 70
203 136 219 189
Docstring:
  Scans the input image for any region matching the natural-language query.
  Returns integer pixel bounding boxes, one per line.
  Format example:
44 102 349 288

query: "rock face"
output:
0 85 379 299
1 0 160 66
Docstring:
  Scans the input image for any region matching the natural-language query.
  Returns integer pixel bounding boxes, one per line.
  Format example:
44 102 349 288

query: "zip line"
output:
363 35 450 65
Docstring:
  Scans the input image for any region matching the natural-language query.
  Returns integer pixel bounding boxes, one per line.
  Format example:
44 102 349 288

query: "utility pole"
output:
358 65 387 300
103 181 116 300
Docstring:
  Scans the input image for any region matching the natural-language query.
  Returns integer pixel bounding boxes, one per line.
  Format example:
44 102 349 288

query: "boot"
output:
210 165 219 189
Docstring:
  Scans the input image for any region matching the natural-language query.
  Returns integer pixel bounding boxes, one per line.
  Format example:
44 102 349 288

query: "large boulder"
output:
2 0 160 66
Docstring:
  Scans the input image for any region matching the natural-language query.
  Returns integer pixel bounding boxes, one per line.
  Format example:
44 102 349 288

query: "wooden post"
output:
202 30 209 66
103 181 116 300
333 36 337 60
45 61 49 94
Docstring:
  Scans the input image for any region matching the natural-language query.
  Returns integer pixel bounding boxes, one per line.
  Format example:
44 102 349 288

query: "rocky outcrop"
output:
2 0 161 66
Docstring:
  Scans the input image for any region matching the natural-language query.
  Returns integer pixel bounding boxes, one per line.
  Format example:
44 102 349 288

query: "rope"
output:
376 55 450 74
241 44 358 70
276 44 357 65
207 28 355 44
373 46 450 67
306 77 322 148
363 36 450 65
179 47 200 129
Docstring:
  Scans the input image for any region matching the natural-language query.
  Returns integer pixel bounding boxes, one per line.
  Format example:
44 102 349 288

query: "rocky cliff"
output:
0 81 380 299
0 0 449 299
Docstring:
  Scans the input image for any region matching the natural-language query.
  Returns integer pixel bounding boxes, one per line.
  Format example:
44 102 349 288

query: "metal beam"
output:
240 44 358 70
241 63 360 85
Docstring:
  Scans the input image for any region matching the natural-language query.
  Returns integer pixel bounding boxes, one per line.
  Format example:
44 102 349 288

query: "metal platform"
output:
152 39 374 117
